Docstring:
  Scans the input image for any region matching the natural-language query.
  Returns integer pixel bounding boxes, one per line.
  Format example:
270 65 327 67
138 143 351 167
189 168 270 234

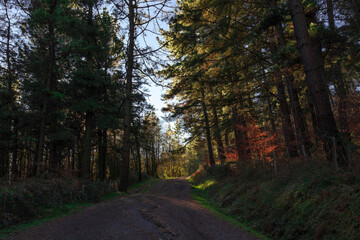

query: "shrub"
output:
0 177 116 230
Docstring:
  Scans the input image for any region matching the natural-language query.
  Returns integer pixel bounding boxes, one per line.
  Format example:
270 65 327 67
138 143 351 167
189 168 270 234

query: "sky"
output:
148 83 166 120
137 0 176 124
107 1 175 125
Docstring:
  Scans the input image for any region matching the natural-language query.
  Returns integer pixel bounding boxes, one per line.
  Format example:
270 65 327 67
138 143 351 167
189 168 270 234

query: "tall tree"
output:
288 0 348 166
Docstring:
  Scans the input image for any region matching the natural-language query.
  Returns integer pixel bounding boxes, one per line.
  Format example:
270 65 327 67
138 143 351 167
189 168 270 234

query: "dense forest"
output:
0 0 185 191
1 0 360 238
162 0 360 172
1 0 359 187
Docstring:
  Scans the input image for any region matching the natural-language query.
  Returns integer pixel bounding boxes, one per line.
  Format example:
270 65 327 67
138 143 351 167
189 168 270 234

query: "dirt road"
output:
8 178 259 240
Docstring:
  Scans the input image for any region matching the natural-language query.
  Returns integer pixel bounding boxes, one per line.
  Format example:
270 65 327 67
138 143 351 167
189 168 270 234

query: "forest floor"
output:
5 178 258 240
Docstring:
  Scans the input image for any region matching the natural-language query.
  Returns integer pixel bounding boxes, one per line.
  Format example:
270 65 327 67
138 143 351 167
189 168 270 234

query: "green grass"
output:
189 164 360 240
101 191 125 200
141 179 160 193
190 180 270 240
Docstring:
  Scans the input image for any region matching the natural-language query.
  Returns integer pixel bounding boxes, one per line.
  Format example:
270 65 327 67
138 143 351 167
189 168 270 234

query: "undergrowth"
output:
189 163 360 240
0 174 154 238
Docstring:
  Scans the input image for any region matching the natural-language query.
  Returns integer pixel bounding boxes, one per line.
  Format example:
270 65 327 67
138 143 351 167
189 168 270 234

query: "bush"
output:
0 177 116 230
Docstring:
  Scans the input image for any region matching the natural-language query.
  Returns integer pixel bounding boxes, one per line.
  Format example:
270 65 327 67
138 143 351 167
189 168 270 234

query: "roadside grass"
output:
100 191 125 201
0 177 159 239
141 179 160 193
188 164 360 240
189 179 270 240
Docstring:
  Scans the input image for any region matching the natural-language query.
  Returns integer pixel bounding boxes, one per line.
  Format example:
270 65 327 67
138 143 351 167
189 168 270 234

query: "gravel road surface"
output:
7 178 259 240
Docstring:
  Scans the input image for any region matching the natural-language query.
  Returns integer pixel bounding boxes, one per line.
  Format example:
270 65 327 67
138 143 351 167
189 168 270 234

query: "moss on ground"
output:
190 182 270 239
189 164 360 240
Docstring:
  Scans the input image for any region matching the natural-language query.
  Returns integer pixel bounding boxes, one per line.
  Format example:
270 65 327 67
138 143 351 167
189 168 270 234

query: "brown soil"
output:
7 178 259 240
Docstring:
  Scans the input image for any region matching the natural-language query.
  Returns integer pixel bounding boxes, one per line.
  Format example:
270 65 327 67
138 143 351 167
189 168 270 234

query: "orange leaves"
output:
225 150 238 162
239 119 278 162
226 116 279 163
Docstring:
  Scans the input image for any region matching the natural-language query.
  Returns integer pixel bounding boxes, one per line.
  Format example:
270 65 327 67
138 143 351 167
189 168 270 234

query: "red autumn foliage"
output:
225 117 279 163
225 150 238 162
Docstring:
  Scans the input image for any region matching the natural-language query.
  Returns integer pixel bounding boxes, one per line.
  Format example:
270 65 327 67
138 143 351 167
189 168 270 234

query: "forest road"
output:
8 178 259 240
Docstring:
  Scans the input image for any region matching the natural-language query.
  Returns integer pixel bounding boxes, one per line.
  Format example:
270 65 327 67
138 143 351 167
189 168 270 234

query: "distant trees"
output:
0 0 19 178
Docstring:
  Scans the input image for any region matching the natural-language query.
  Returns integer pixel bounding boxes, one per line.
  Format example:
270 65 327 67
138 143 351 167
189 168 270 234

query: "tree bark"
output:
80 2 96 180
326 0 350 137
200 89 215 166
351 0 360 30
289 0 348 166
151 143 157 177
270 0 311 156
135 134 142 182
286 77 311 155
145 147 150 175
265 93 276 133
36 0 58 175
232 107 242 164
119 0 135 191
81 112 93 179
98 129 107 180
1 0 15 178
211 104 226 164
232 106 249 165
275 75 299 157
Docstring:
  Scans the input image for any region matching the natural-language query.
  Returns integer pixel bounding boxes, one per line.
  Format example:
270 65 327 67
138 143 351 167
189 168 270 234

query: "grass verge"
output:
190 179 270 240
189 164 360 240
141 179 160 193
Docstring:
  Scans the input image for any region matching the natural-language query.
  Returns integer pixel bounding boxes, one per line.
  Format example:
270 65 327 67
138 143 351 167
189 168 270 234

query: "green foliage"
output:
190 164 360 240
190 178 270 240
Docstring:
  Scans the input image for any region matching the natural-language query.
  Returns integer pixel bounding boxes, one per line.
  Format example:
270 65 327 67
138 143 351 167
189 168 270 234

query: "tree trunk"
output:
200 89 215 166
0 146 9 177
81 112 93 179
275 75 299 157
211 104 226 164
151 143 157 177
11 126 19 177
265 93 276 133
232 107 242 164
80 3 96 180
3 1 14 178
232 106 248 165
36 109 47 175
351 0 360 30
145 148 150 175
270 0 311 156
98 129 107 181
36 1 58 175
326 0 350 137
135 134 142 182
119 0 135 191
224 128 230 149
289 0 348 166
287 78 312 155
